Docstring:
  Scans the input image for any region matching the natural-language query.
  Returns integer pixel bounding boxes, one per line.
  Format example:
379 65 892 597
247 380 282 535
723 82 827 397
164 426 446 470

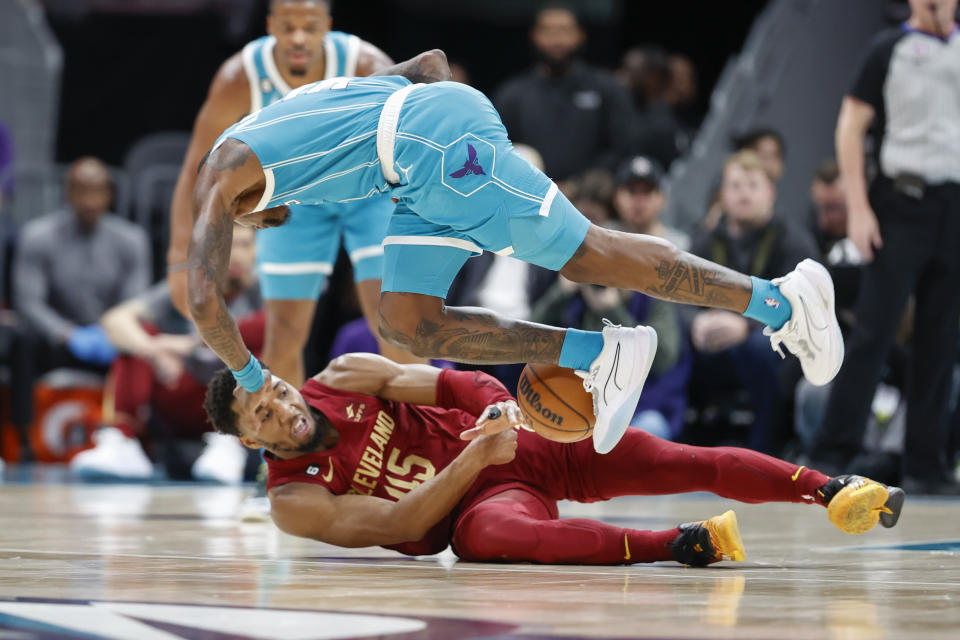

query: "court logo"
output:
449 144 486 178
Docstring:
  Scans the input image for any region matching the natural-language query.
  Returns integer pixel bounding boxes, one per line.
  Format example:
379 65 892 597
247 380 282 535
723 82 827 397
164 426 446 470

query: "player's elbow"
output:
417 49 451 82
186 276 219 323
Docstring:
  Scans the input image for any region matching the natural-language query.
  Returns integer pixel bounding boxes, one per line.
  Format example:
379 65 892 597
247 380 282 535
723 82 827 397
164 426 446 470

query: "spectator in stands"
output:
810 0 960 495
665 53 701 129
732 127 786 183
617 46 688 168
494 2 633 180
70 226 263 482
531 249 689 440
613 155 690 251
567 168 618 227
10 157 151 453
686 150 817 453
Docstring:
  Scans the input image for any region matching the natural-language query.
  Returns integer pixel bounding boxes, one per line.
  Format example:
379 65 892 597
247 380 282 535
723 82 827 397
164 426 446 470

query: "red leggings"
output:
452 430 830 565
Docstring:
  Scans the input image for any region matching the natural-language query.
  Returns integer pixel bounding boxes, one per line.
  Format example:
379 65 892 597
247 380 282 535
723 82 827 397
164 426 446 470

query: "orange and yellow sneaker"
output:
670 510 746 567
819 475 905 534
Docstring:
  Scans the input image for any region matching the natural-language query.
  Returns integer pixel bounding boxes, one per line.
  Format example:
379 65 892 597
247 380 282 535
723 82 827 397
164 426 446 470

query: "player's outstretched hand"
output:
460 400 532 440
467 428 518 466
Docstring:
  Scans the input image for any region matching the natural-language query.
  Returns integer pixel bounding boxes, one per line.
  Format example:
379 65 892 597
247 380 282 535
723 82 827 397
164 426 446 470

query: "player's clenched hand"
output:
460 400 532 440
466 428 518 466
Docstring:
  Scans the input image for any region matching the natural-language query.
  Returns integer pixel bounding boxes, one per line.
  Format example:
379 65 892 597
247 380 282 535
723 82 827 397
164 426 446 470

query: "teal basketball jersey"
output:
241 31 362 111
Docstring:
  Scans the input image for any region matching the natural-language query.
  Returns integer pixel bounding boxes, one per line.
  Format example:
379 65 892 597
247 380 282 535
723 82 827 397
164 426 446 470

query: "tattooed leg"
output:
379 293 565 364
560 225 753 312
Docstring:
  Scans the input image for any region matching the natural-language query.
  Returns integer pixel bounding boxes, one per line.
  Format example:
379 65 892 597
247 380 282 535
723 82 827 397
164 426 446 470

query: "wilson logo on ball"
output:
518 376 564 425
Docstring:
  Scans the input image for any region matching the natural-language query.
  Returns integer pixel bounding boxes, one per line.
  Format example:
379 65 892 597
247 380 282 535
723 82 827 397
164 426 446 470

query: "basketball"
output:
516 364 595 443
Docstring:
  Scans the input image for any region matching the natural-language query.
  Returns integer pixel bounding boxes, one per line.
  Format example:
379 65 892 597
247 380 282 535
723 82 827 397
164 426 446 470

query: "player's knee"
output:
453 508 539 562
559 224 678 283
378 292 444 356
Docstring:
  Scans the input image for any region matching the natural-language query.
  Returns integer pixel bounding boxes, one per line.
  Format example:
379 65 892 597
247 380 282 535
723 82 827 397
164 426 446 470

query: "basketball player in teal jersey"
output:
168 0 421 389
186 50 845 454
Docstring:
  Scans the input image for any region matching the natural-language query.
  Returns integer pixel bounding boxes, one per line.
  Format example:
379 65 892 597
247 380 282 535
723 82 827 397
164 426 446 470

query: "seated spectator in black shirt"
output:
494 3 634 180
686 151 817 453
10 158 151 454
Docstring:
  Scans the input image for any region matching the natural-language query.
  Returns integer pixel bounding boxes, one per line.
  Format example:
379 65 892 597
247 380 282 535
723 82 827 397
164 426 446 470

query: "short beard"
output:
289 66 308 77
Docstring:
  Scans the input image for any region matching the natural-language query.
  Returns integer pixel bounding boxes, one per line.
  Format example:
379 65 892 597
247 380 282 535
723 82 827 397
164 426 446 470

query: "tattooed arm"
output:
187 139 268 370
372 49 452 84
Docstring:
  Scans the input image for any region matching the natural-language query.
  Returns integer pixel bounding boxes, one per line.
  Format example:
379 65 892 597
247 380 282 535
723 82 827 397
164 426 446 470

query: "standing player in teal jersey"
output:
168 0 422 389
186 50 845 455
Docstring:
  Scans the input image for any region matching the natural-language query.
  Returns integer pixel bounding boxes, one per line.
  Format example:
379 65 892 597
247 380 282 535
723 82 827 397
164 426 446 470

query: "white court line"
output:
1 547 957 588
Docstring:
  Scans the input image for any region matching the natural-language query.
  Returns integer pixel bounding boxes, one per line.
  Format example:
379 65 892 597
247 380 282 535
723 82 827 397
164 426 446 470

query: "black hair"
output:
535 1 581 25
731 127 786 158
813 157 840 184
270 0 332 12
204 368 242 437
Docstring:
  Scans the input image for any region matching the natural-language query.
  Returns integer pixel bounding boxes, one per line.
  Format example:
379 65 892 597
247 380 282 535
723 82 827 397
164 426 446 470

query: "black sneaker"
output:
669 510 745 567
818 474 905 533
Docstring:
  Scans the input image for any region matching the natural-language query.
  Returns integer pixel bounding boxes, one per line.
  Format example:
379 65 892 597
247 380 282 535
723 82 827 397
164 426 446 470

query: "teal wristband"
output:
232 352 264 392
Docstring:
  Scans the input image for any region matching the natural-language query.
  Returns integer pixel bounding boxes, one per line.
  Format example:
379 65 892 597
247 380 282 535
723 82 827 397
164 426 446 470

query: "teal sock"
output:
743 276 792 329
558 328 605 370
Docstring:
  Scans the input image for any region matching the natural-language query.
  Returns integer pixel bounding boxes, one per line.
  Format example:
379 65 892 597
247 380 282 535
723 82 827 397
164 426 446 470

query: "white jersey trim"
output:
349 245 385 263
241 42 262 112
377 83 424 184
253 168 275 212
323 36 339 79
539 183 558 217
260 261 334 275
344 35 361 76
383 235 482 254
262 36 292 96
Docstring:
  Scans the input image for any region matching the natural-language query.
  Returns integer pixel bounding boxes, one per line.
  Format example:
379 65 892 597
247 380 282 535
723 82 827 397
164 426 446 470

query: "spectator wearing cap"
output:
614 155 690 251
685 150 817 454
494 3 634 180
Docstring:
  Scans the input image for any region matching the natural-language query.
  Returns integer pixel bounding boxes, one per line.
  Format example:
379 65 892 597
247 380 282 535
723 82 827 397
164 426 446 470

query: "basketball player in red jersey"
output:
203 354 905 566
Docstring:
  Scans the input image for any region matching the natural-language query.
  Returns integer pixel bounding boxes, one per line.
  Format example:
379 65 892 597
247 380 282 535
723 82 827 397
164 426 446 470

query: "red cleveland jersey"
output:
266 378 580 556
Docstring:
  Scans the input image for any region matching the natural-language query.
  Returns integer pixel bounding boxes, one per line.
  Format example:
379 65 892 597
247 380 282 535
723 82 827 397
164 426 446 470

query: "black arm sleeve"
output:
849 29 903 110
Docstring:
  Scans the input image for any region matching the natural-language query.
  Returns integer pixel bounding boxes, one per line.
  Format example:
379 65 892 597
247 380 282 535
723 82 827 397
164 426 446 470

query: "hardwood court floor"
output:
0 472 958 639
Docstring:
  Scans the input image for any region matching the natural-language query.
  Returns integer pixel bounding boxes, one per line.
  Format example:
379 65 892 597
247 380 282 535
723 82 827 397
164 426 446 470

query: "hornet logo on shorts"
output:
449 144 486 178
764 297 781 309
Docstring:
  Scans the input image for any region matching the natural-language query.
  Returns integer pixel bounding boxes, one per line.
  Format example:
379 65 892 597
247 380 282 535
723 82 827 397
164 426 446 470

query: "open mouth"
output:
292 416 310 438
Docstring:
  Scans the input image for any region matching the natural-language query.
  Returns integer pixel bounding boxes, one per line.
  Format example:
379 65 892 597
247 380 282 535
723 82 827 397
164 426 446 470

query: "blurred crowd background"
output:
1 0 958 493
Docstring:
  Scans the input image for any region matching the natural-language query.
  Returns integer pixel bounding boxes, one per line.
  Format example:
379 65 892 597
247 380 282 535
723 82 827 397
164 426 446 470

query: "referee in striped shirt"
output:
809 0 960 494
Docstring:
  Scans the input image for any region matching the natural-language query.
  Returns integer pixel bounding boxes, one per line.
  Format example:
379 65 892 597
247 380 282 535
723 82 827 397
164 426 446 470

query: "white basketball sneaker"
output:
578 321 658 454
70 427 153 480
192 432 247 484
763 259 844 386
